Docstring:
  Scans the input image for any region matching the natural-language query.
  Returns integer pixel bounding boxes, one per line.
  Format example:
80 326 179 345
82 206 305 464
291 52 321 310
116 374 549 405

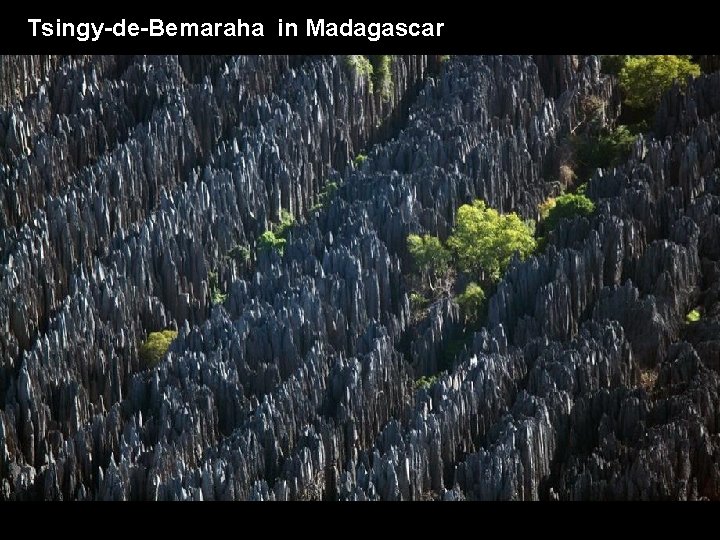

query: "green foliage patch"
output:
345 55 373 80
447 200 536 281
209 271 228 305
344 55 393 98
456 282 485 325
619 55 700 110
409 291 428 311
414 375 438 391
274 209 295 239
258 230 286 255
369 55 393 99
574 125 636 175
407 234 451 287
686 309 701 323
542 192 596 232
139 330 178 369
354 154 368 167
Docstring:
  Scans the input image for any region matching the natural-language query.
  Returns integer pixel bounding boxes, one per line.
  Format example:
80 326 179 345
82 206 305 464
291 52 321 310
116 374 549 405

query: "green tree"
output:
139 330 178 369
619 55 700 109
407 234 451 289
456 282 485 324
542 193 596 232
447 200 536 281
258 230 286 255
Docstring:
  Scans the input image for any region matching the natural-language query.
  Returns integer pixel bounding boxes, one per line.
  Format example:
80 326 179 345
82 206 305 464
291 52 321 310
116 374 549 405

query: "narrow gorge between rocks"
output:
1 54 719 500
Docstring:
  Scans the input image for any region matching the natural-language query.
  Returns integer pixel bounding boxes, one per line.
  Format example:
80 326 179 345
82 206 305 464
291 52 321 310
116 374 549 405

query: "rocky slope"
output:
0 54 718 500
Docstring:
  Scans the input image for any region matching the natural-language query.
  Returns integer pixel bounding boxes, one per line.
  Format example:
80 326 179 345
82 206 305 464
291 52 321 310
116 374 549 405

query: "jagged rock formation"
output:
0 54 718 500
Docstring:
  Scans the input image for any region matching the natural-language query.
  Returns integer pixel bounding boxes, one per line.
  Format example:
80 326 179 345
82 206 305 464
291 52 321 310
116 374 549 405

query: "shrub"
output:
354 154 368 167
543 192 596 231
258 230 286 254
409 292 428 311
370 55 393 99
345 55 373 82
619 55 700 109
414 375 438 391
539 197 557 221
346 55 394 98
574 125 636 174
139 330 178 369
447 200 536 281
407 234 451 288
209 271 228 305
274 209 295 239
456 282 485 324
322 181 339 200
312 181 340 212
686 309 701 323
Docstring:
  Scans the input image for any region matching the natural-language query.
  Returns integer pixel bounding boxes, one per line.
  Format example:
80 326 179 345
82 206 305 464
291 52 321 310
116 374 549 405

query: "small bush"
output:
312 181 340 212
258 230 286 255
539 197 557 221
322 181 339 199
139 330 178 369
212 289 228 305
543 193 596 232
354 154 368 167
619 55 700 109
209 271 228 305
415 375 438 391
456 282 485 324
574 125 636 174
409 292 428 311
346 55 373 81
274 210 295 239
686 309 701 323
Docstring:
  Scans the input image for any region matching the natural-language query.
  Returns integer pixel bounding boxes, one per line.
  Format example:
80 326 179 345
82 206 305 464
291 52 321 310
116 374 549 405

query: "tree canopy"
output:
447 200 536 280
407 233 451 287
619 55 700 109
139 330 178 369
